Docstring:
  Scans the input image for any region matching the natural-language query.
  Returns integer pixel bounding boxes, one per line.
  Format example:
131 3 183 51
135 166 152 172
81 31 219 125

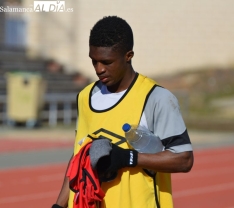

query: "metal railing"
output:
0 93 78 126
0 91 189 127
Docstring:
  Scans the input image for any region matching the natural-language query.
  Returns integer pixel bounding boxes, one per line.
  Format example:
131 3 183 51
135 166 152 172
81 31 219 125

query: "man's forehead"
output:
89 46 118 59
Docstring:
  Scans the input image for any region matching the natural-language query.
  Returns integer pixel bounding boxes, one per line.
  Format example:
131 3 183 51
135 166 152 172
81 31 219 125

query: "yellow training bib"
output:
68 73 173 208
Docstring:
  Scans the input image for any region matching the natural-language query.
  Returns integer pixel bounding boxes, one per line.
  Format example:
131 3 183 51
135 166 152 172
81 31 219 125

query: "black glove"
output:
97 144 138 181
51 204 64 208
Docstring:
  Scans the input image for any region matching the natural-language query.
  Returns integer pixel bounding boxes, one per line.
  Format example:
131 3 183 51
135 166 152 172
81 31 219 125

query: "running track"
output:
0 146 233 207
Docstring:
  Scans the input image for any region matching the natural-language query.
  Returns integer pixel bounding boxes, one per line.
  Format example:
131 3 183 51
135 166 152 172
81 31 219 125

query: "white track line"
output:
0 191 58 204
173 182 234 198
173 166 234 180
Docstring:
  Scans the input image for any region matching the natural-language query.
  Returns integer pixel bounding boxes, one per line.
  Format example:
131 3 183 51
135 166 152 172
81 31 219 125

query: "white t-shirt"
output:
91 85 149 129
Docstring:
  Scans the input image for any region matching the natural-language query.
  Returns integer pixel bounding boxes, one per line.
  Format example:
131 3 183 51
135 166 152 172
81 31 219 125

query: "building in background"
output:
1 0 234 127
1 0 234 80
28 0 234 80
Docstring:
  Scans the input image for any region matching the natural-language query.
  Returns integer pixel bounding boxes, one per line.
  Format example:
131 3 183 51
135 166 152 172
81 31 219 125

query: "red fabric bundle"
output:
67 142 105 208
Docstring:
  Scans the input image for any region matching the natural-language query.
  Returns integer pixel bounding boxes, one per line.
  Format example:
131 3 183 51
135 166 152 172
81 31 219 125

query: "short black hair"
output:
89 16 134 53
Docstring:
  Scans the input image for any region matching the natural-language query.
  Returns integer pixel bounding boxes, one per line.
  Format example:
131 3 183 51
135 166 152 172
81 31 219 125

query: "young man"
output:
53 16 193 208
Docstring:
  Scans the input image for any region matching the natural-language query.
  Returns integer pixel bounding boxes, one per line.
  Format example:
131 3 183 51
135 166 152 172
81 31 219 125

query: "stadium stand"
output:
0 47 90 126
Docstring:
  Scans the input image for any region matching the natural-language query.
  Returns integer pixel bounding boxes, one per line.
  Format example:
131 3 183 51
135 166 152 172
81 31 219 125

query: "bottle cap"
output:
122 123 131 132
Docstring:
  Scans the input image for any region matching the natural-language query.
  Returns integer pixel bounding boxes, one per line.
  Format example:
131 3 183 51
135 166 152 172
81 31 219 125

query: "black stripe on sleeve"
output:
161 129 191 149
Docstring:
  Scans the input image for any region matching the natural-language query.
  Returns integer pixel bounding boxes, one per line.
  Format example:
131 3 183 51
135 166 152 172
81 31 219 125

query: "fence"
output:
0 91 189 127
0 93 78 127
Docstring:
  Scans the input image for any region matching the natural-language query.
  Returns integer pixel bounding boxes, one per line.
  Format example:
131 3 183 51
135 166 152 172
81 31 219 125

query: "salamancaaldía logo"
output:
34 1 73 12
0 1 73 13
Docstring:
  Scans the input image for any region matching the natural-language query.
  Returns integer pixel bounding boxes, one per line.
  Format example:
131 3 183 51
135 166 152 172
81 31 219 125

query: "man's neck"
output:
107 70 136 93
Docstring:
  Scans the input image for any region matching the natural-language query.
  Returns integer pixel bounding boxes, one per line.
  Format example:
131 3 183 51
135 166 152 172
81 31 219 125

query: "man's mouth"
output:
99 76 108 82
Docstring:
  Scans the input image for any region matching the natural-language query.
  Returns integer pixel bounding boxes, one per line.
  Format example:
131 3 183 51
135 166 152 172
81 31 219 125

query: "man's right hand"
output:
96 144 138 182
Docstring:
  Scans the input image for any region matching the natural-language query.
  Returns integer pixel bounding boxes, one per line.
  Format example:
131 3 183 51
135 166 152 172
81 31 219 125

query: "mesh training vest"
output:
68 73 173 208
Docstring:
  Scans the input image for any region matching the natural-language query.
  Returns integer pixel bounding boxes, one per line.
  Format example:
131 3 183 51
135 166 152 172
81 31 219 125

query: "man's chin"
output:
101 79 111 86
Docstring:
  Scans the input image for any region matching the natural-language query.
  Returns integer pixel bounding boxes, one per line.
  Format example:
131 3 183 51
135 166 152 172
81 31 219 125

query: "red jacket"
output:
66 142 105 208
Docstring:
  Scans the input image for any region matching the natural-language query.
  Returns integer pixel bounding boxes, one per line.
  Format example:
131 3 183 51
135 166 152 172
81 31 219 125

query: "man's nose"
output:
95 63 105 75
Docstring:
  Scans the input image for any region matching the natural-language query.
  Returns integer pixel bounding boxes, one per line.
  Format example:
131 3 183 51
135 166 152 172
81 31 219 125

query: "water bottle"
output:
122 123 164 154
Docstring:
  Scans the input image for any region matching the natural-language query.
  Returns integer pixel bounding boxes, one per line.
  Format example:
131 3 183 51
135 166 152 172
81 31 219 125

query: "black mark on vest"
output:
93 128 126 146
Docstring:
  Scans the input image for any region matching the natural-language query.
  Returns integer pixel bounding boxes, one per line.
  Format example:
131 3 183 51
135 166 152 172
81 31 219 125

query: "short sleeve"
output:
144 87 193 153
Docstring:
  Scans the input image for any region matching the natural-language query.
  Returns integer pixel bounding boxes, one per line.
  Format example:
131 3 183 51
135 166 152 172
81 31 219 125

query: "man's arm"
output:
137 150 194 173
97 143 193 177
140 87 194 173
54 154 73 208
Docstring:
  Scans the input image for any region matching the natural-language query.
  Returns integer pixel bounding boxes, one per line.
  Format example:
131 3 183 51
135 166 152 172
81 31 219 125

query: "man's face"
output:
89 46 133 92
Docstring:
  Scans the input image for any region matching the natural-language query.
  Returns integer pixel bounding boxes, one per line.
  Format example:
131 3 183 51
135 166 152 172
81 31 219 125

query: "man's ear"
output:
125 50 134 62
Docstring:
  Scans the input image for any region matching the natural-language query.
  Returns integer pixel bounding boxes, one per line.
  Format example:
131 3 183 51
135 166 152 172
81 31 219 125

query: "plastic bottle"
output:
122 123 164 154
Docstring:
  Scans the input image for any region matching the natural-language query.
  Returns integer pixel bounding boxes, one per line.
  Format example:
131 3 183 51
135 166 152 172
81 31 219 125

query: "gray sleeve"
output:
144 87 193 153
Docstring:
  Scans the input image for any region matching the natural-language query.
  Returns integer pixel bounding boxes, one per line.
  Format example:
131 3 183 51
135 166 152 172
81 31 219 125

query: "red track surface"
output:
0 146 234 208
0 163 66 208
0 139 73 153
172 146 234 208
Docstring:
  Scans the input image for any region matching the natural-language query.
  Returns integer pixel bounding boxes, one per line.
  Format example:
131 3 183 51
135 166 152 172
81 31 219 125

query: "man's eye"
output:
92 60 97 65
102 61 111 65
